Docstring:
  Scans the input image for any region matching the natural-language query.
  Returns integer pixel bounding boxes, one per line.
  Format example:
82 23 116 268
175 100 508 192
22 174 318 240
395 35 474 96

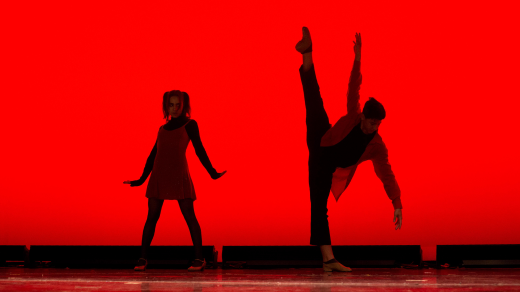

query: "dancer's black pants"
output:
140 198 203 260
300 64 335 246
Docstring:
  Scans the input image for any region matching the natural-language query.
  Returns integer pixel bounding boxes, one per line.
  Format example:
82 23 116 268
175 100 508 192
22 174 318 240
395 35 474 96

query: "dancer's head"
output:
360 97 385 134
162 90 191 120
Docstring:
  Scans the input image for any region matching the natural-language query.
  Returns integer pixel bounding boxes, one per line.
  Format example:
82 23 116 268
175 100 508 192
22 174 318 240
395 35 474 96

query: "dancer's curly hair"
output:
162 90 191 121
363 97 386 120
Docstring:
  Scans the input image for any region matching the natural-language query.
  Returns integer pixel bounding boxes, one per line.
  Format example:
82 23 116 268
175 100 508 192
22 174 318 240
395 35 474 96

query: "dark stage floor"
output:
2 267 520 291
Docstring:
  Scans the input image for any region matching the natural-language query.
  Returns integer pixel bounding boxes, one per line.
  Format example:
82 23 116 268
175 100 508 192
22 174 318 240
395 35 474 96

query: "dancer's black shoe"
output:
134 258 148 271
188 259 206 271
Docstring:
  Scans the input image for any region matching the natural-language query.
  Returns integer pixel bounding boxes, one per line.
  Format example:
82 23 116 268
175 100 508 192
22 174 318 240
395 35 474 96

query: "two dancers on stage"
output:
124 27 402 272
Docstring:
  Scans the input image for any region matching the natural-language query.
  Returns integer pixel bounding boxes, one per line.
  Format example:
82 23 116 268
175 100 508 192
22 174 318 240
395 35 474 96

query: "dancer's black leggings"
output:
140 198 203 260
300 64 335 246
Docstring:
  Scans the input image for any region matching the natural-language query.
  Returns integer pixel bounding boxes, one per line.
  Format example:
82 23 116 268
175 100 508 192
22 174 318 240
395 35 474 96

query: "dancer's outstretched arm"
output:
371 142 403 230
185 120 226 180
124 140 157 187
347 33 362 115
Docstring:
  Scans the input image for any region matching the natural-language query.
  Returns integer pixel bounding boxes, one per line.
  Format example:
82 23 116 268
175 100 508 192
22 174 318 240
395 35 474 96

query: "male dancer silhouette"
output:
296 27 403 272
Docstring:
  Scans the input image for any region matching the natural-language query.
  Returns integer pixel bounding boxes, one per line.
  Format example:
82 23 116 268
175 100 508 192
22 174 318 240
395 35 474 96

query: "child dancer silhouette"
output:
124 90 226 271
296 28 403 272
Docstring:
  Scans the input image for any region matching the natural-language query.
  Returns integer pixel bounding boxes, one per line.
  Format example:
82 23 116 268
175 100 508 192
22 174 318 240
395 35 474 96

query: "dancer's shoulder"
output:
185 118 196 125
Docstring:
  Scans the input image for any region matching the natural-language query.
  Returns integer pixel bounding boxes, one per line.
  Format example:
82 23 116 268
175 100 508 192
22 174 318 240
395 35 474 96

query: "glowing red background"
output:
2 1 520 261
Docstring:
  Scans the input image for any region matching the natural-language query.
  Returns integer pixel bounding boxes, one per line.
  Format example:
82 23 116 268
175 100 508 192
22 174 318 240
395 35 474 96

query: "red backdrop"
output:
2 0 520 261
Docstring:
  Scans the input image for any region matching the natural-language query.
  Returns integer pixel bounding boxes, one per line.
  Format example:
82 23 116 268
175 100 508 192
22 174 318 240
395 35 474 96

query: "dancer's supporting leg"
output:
178 199 205 269
297 27 334 261
141 198 164 258
136 198 164 270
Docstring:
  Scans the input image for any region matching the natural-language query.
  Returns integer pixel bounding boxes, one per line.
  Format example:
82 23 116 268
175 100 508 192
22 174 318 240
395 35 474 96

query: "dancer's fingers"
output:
214 170 227 179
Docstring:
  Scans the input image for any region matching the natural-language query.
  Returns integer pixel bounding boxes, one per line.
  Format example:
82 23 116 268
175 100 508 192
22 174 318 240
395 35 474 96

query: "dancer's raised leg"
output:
297 27 330 151
297 27 350 271
297 26 332 257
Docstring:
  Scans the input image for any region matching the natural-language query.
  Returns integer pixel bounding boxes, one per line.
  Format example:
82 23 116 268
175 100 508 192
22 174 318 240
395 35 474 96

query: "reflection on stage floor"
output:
2 267 520 291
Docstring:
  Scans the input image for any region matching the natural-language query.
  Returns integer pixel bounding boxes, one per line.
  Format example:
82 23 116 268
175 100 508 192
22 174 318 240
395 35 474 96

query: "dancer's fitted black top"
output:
137 116 217 183
320 122 376 171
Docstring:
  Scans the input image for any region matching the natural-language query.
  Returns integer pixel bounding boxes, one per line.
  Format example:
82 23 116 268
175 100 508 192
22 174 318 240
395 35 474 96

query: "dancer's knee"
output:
178 199 198 222
145 212 161 225
311 206 328 219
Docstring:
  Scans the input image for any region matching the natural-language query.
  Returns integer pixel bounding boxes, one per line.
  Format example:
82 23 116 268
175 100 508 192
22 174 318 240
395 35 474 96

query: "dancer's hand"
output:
211 170 227 180
353 32 361 61
123 179 144 187
393 208 402 230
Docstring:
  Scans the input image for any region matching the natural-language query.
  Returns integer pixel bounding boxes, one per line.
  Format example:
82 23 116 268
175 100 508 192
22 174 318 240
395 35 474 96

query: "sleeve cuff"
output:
392 198 403 209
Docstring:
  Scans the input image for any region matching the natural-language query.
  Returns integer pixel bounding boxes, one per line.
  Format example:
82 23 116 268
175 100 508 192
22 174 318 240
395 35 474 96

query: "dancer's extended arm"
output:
371 143 403 229
124 140 157 187
371 143 402 210
185 120 226 180
347 33 362 115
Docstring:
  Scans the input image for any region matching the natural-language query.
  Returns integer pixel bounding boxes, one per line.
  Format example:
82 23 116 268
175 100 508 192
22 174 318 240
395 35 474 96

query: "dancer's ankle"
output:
137 258 147 265
323 258 338 264
302 53 313 72
303 44 312 54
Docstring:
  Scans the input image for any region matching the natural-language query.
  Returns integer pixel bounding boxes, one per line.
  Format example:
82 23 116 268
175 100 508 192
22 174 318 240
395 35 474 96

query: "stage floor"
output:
2 267 520 291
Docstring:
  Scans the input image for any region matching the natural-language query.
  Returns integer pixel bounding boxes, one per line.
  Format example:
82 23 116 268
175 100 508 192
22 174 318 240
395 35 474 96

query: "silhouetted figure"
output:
124 90 226 271
296 27 403 272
